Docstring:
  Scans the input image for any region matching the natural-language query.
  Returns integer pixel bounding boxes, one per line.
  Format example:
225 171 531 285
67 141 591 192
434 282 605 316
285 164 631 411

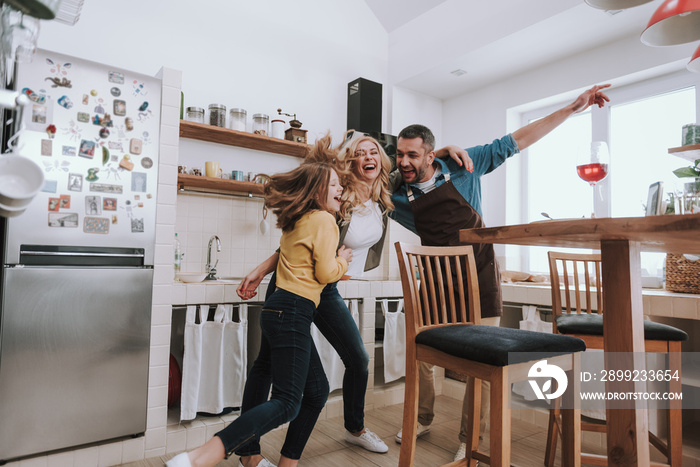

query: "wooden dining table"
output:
459 213 700 466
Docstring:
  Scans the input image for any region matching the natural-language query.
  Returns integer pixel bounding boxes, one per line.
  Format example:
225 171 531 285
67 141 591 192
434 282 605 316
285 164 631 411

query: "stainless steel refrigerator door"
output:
0 266 153 461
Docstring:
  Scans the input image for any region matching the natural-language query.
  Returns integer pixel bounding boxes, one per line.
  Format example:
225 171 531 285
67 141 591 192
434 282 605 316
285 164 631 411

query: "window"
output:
519 72 698 275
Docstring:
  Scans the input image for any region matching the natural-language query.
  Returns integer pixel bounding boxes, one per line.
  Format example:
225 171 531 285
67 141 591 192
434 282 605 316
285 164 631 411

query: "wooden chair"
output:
544 251 687 467
395 242 587 467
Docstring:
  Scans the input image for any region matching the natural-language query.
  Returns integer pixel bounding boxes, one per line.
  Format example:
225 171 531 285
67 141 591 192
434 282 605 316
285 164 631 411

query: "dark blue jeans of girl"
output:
235 274 369 458
215 288 329 460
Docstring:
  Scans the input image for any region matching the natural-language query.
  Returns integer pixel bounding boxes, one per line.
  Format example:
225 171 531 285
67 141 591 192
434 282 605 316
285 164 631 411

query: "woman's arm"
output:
236 251 279 300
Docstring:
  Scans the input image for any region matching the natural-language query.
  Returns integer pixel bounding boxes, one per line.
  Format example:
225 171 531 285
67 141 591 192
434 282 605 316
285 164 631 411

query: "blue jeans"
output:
215 288 329 460
235 274 369 457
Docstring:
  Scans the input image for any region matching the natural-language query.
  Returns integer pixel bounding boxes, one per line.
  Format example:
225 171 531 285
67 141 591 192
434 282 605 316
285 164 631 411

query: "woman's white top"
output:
342 199 383 278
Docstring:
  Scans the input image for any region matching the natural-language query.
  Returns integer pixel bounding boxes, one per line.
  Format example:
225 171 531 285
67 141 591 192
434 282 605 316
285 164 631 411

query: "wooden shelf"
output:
179 120 309 158
669 144 700 162
177 174 264 197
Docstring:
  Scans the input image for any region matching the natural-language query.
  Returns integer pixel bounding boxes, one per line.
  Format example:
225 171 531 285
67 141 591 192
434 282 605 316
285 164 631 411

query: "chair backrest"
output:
548 251 603 325
395 242 481 338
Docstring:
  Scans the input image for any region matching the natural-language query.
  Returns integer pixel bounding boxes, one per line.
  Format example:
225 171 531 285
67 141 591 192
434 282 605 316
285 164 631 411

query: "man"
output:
389 84 611 461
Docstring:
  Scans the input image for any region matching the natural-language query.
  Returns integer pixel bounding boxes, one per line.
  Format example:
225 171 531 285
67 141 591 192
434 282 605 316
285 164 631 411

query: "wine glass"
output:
576 141 610 186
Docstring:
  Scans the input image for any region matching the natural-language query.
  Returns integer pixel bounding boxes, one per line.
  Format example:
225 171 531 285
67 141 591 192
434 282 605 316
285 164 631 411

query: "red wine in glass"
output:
576 162 609 185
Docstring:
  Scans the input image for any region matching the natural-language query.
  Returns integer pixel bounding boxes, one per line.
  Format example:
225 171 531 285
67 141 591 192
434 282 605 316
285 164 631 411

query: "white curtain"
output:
310 299 359 392
382 299 405 383
180 304 248 421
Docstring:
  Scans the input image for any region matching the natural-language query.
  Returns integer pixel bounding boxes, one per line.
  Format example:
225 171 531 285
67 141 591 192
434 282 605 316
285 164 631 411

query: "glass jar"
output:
185 106 205 123
229 108 247 132
208 103 227 127
252 113 269 136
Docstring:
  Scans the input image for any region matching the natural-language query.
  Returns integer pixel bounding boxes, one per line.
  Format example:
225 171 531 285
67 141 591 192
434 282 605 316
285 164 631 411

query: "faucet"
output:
205 235 221 280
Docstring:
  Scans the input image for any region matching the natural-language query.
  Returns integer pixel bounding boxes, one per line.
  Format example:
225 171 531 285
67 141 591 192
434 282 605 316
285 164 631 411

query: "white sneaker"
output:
237 458 277 467
394 423 430 444
454 442 467 461
344 429 389 453
165 453 192 467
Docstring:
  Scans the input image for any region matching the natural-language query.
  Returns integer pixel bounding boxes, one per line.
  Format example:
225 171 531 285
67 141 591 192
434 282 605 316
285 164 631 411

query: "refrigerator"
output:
0 48 160 462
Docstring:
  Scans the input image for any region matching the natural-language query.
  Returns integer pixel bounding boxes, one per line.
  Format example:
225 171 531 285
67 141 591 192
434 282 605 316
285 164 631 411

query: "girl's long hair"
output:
336 132 394 222
263 134 338 232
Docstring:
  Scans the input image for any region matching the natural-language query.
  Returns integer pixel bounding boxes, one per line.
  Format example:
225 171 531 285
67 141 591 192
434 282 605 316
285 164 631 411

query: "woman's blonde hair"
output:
336 132 394 221
263 134 338 232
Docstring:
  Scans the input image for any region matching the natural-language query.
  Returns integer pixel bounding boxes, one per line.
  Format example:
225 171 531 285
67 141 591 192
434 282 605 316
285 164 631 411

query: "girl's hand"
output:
338 245 353 263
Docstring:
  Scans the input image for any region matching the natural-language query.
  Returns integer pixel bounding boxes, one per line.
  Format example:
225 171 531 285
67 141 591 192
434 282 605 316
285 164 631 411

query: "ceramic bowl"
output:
0 155 45 208
176 272 207 283
0 199 27 217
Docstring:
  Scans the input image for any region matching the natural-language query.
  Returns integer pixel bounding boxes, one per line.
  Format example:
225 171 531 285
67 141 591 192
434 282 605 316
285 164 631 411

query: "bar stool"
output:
395 242 587 466
544 251 687 467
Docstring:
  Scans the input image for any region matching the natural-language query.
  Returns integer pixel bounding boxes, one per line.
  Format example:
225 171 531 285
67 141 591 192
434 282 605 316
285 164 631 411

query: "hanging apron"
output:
407 173 502 318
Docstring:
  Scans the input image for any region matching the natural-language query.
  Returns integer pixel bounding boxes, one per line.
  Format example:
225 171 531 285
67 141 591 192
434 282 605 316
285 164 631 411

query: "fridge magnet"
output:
22 87 46 104
131 172 147 192
31 103 47 124
90 183 122 194
103 198 117 211
119 155 134 171
110 87 121 97
146 193 152 199
57 95 73 109
137 108 152 122
48 198 60 211
85 196 102 215
108 141 123 151
48 212 78 228
134 194 140 201
99 127 110 139
78 139 96 159
68 173 83 192
125 117 134 131
41 179 58 193
137 202 144 208
41 139 53 156
86 168 99 182
45 58 72 88
130 217 144 233
132 81 147 97
90 89 98 97
141 157 153 169
111 214 118 224
82 94 89 105
84 216 109 234
77 112 89 123
59 194 71 208
111 154 118 162
93 101 105 115
129 138 142 155
62 145 76 156
42 160 70 173
109 71 125 84
46 125 56 139
138 101 148 112
113 100 126 116
102 146 110 165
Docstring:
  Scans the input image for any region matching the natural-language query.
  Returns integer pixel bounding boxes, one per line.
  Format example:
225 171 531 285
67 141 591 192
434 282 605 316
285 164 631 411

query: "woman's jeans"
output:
215 288 329 460
235 273 369 457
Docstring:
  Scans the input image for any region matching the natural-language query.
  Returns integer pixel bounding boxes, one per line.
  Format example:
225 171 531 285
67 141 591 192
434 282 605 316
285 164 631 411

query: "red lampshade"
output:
688 45 700 72
641 0 700 46
585 0 654 9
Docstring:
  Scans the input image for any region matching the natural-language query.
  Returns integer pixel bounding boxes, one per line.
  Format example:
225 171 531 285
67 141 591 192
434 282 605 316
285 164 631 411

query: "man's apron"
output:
407 173 502 318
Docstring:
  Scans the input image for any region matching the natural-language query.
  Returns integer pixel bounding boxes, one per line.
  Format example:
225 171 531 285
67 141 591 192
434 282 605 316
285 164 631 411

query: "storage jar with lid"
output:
229 108 247 132
252 113 269 136
185 106 205 123
208 103 227 127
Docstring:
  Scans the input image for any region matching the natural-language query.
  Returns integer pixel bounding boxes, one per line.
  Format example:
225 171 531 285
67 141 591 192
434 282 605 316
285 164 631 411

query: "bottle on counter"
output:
174 233 182 280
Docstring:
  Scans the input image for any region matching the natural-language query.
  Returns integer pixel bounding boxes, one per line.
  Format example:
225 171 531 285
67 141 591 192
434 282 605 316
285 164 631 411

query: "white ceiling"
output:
363 0 664 99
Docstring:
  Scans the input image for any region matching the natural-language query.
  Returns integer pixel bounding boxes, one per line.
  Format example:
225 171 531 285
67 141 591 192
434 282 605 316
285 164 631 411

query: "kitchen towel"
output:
310 299 359 392
180 304 248 421
382 298 405 383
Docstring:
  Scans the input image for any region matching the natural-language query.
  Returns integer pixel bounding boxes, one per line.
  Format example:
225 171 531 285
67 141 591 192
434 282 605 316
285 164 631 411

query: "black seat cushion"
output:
555 313 688 341
415 324 586 367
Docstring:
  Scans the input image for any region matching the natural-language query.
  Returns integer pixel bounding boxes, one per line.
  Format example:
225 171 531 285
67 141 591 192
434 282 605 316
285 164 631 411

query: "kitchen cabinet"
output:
178 120 309 197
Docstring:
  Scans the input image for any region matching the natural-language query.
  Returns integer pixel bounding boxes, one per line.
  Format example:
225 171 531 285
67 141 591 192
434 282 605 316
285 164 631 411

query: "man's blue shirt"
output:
389 134 519 234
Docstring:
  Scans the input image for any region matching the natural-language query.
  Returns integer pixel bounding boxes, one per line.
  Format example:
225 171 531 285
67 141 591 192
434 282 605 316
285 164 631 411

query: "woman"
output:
166 137 352 467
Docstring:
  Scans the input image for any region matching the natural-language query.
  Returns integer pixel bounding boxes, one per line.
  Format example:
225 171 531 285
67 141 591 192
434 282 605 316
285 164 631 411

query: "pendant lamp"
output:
641 0 700 46
688 45 700 72
585 0 654 9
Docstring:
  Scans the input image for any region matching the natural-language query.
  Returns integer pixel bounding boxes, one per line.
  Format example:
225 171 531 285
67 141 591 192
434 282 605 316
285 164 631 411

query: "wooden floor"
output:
122 395 614 467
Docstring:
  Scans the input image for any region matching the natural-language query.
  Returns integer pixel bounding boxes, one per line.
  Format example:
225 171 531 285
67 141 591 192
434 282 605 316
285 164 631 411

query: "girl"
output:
167 136 352 467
